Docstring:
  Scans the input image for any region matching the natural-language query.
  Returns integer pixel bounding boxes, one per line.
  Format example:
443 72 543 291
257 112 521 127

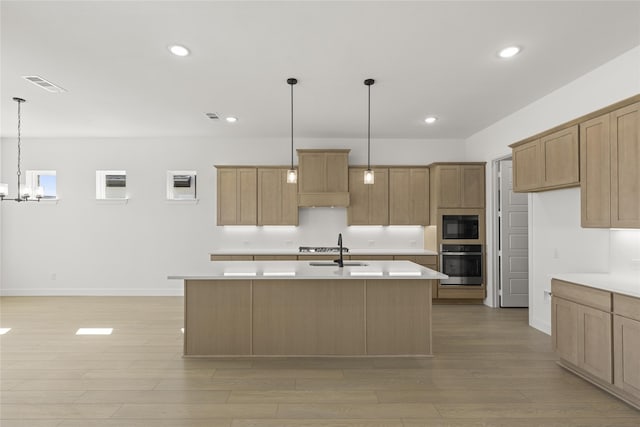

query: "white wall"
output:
464 45 640 333
0 136 464 295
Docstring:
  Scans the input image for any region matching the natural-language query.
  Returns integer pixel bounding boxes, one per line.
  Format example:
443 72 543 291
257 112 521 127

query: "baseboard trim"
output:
0 289 184 296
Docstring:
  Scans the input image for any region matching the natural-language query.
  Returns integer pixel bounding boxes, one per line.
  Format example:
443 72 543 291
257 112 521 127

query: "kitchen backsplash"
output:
219 207 424 250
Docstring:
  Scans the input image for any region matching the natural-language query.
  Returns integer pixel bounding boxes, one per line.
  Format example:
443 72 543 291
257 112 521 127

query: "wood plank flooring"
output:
1 296 638 426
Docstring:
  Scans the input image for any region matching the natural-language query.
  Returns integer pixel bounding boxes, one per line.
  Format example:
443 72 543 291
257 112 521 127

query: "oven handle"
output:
441 252 483 256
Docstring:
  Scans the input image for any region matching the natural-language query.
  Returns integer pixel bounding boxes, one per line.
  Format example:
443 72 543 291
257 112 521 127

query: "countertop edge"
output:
552 273 640 299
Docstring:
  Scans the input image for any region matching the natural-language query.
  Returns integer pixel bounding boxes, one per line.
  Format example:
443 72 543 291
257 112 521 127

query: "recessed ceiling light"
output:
0 328 11 335
226 117 238 123
424 116 438 124
169 45 190 57
498 46 521 59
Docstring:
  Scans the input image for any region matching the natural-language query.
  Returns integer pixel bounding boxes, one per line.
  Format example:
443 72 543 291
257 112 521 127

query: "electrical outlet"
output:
632 259 640 270
410 240 417 247
543 289 552 301
51 273 57 281
553 248 559 259
368 240 375 247
243 240 249 246
285 240 293 247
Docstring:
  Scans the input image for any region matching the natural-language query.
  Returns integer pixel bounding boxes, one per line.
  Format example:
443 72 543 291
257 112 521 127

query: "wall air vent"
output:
205 112 220 120
173 175 192 188
105 174 126 188
22 76 67 93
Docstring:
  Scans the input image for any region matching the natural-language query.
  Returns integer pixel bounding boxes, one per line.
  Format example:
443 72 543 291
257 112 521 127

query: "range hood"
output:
296 149 350 208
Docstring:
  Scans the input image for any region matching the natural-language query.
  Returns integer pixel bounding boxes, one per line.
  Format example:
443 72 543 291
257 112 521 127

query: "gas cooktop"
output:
299 246 350 253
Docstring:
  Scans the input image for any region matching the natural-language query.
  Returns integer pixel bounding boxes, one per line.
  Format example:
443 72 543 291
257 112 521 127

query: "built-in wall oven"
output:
442 214 479 240
440 244 483 286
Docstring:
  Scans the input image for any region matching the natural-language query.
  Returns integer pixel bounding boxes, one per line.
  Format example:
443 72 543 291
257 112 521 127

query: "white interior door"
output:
499 160 529 307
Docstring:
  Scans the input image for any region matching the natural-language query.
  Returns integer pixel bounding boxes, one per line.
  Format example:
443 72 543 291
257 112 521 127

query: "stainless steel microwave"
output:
442 214 479 240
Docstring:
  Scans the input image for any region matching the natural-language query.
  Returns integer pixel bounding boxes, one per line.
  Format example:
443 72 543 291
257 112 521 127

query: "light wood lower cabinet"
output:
184 278 433 356
613 293 640 402
551 279 640 409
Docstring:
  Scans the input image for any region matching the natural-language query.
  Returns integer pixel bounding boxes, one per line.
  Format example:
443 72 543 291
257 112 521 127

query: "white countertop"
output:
170 260 448 280
552 273 640 299
211 249 438 256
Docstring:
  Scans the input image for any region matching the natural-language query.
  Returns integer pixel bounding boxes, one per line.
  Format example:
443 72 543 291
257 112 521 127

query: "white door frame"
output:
491 154 513 308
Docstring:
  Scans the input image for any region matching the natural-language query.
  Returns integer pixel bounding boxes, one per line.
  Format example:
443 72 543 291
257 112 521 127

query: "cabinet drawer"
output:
297 255 346 261
253 255 298 261
614 294 640 322
552 279 611 312
394 255 437 266
350 255 393 261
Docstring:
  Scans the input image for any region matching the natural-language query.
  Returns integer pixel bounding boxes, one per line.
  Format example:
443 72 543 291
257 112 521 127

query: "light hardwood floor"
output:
1 296 638 426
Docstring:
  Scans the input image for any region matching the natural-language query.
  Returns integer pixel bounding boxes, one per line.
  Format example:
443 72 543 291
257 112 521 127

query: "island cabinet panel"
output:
348 167 389 225
366 280 431 355
257 168 298 226
580 114 611 227
184 280 251 356
611 102 640 228
252 280 365 355
216 168 257 225
389 168 429 225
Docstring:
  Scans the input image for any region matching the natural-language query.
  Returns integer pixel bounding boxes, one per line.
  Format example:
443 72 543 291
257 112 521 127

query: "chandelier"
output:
0 97 43 202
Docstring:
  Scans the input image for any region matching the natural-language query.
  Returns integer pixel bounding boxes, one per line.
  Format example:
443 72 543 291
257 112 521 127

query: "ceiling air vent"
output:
205 112 219 120
22 76 67 93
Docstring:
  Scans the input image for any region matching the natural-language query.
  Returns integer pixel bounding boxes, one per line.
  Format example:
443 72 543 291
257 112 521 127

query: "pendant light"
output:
363 78 375 185
286 78 298 184
0 97 42 203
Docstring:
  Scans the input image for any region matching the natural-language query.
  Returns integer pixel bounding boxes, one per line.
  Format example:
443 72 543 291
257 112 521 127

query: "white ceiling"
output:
1 1 639 139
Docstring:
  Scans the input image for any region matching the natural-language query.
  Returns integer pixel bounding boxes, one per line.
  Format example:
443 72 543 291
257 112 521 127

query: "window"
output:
25 170 57 199
167 170 197 200
96 170 127 199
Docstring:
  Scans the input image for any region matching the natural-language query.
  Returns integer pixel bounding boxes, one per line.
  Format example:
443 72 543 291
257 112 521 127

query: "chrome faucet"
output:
334 233 344 267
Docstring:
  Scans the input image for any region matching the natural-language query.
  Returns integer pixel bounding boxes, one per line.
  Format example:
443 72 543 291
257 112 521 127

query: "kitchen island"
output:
170 260 447 357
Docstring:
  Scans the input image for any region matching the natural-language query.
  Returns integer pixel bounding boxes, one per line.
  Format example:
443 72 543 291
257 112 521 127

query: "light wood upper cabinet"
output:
580 102 640 229
430 163 485 211
216 167 257 225
257 168 298 226
611 102 640 228
513 140 541 192
511 125 579 193
580 114 611 227
297 149 350 207
389 168 430 225
348 168 389 225
540 126 579 188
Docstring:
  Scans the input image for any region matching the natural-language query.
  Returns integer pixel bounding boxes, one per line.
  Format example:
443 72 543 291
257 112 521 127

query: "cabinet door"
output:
580 114 611 228
552 296 579 366
460 165 484 208
611 102 640 228
237 168 258 225
348 168 388 225
578 305 612 383
435 165 461 207
217 168 257 225
614 314 640 398
540 126 579 189
326 152 349 192
298 152 326 193
258 169 298 226
512 140 541 192
390 168 429 225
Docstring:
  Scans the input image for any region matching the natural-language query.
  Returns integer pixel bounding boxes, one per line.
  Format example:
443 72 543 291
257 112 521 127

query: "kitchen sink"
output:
308 262 369 267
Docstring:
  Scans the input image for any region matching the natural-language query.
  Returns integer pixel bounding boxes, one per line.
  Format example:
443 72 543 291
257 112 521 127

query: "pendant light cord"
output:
367 83 371 170
290 82 294 169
